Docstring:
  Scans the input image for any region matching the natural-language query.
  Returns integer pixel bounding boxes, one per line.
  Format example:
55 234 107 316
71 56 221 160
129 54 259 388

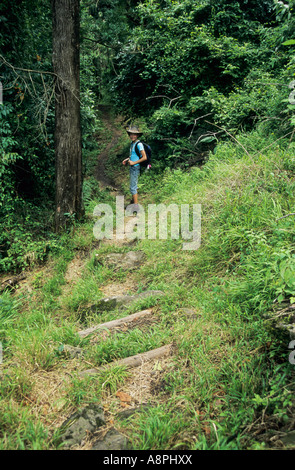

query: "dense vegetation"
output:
1 0 295 271
1 0 295 451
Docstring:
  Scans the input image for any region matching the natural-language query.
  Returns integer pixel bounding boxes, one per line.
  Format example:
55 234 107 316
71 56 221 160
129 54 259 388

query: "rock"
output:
105 251 145 270
61 345 84 359
59 404 105 449
87 290 164 313
91 428 130 450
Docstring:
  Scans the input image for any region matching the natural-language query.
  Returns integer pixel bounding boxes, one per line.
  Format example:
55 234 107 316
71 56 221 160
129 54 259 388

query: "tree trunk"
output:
51 0 83 232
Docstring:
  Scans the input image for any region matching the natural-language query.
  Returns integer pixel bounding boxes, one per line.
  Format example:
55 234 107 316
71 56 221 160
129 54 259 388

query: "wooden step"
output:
79 344 172 377
78 308 154 338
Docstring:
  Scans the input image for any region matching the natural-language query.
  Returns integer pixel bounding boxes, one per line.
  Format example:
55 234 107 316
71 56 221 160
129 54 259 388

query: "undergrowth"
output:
1 128 295 450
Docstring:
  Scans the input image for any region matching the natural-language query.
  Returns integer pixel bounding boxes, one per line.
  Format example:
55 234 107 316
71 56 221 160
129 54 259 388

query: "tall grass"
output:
1 130 295 449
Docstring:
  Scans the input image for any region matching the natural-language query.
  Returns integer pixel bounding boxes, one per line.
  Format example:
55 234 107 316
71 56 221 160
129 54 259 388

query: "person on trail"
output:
122 125 147 211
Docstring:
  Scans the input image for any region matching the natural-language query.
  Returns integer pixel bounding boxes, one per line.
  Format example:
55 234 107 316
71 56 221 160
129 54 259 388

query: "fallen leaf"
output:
116 391 132 403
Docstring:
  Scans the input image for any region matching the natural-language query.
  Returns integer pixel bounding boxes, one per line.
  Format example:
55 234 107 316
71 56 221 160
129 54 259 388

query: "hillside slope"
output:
1 114 295 450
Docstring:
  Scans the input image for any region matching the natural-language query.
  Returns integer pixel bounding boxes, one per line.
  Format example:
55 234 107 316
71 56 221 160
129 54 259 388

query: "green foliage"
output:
251 365 294 419
275 252 295 302
0 103 22 205
105 0 295 170
110 0 282 111
0 0 108 272
0 1 55 271
0 402 55 450
2 2 295 449
0 292 21 344
199 70 290 134
129 405 188 450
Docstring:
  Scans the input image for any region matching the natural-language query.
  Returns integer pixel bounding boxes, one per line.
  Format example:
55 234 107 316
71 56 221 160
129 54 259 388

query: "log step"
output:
78 308 154 338
79 344 172 377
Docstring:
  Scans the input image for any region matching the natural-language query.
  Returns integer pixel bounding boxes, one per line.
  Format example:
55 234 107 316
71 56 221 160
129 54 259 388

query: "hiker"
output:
122 125 147 209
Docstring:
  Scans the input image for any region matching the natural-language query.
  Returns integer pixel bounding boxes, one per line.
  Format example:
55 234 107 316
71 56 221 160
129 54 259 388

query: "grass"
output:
86 326 169 366
1 126 295 449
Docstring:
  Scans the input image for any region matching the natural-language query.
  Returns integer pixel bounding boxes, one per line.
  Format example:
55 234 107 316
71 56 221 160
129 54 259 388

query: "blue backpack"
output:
135 141 151 168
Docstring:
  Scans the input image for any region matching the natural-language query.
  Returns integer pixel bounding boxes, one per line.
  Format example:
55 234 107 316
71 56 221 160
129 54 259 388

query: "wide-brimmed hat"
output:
126 125 143 136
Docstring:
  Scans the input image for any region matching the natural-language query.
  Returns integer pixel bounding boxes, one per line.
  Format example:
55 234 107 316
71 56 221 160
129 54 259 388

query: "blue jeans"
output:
130 165 141 195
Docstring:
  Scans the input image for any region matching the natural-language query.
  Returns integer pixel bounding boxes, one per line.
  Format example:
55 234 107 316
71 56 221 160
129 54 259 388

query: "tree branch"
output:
205 120 251 157
276 213 295 221
189 113 213 139
82 37 118 50
0 54 57 77
146 94 182 108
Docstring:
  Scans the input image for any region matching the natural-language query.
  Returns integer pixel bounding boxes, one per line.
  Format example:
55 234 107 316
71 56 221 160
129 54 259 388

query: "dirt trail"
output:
58 106 127 293
70 106 175 450
1 107 174 451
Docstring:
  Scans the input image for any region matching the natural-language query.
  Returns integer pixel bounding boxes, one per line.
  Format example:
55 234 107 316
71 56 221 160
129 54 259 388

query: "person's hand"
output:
122 158 129 166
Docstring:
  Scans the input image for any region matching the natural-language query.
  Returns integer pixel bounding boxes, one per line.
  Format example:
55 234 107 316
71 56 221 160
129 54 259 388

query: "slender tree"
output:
51 0 83 232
